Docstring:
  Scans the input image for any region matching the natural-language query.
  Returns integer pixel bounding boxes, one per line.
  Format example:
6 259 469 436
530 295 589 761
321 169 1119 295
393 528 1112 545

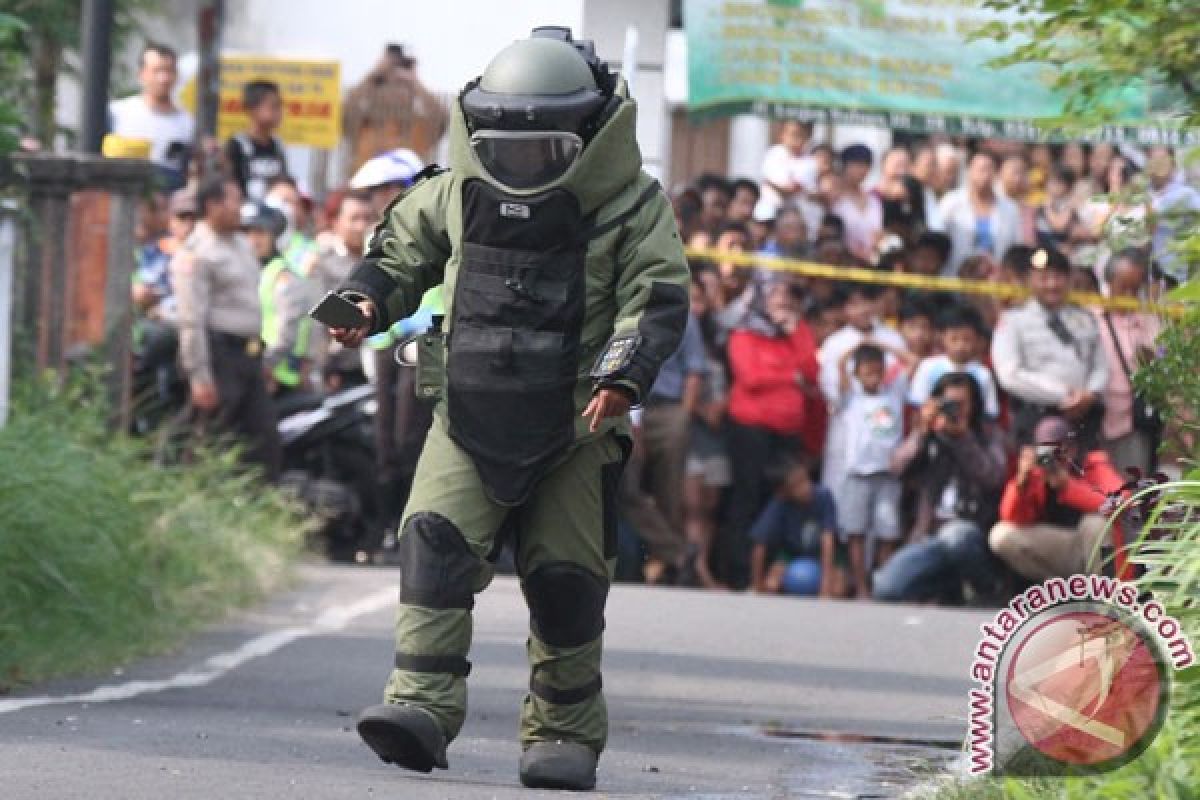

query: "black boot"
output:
357 704 449 773
519 741 598 790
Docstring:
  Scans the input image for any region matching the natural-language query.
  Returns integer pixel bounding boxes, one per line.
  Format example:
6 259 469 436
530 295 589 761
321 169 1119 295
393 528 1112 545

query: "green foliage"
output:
978 0 1200 131
0 373 308 688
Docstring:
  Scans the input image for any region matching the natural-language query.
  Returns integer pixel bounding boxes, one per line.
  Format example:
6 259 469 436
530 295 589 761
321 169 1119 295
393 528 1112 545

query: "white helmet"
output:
349 148 425 190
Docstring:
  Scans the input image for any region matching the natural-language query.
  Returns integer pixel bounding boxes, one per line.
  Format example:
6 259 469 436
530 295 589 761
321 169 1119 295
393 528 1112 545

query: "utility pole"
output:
79 0 114 154
196 0 225 179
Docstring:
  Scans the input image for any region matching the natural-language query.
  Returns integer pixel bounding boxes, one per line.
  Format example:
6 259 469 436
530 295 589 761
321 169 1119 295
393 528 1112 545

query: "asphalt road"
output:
0 563 992 799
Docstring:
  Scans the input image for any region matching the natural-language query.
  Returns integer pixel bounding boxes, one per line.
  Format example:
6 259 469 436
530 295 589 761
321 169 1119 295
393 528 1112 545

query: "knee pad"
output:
523 562 608 648
398 512 480 610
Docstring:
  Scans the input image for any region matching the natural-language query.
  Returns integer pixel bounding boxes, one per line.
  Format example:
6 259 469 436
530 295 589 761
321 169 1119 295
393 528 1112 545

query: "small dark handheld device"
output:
938 398 961 422
1035 442 1064 468
309 291 367 329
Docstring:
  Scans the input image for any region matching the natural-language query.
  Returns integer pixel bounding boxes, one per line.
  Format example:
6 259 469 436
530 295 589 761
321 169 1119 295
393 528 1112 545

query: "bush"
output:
0 374 308 689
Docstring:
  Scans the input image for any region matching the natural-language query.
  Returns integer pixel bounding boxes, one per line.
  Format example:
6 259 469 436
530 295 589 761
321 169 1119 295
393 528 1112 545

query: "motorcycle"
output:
275 383 390 563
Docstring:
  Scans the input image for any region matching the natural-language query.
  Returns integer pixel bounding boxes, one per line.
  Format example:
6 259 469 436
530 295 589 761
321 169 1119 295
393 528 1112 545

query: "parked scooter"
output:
276 382 389 562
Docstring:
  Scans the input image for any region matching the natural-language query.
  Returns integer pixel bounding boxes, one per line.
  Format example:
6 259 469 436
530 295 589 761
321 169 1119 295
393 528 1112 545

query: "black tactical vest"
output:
446 179 588 506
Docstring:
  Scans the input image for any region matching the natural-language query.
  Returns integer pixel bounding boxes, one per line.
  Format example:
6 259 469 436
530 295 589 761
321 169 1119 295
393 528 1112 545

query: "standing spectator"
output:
873 372 1008 604
305 190 376 384
910 144 942 229
932 143 963 201
989 416 1125 580
758 120 818 219
243 204 312 396
1034 166 1079 250
622 308 709 585
1146 146 1200 285
1095 249 1163 474
169 177 281 478
908 304 1000 419
720 282 821 588
891 297 936 386
818 283 907 502
908 231 953 276
937 151 1022 274
1075 142 1116 208
693 174 733 246
265 176 316 270
997 153 1037 245
109 43 194 188
874 146 926 242
708 222 755 344
749 459 839 597
682 277 732 589
132 192 173 319
834 144 884 262
728 178 760 224
832 342 911 599
225 80 289 204
991 246 1108 447
1025 143 1053 208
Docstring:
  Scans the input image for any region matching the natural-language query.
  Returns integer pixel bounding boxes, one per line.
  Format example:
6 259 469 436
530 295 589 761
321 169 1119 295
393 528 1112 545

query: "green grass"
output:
913 474 1200 800
0 374 309 689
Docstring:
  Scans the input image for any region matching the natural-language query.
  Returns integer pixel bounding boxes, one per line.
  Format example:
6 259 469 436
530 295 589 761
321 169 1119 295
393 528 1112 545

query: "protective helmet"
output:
240 202 288 238
460 26 618 190
349 148 425 190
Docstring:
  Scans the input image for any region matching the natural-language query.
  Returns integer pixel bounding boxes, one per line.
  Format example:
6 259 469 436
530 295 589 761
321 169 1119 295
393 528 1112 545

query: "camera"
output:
1035 443 1062 468
938 398 961 422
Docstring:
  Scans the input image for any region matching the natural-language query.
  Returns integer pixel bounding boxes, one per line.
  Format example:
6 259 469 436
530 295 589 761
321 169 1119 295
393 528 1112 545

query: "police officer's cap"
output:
1030 246 1070 274
240 203 287 238
460 27 617 139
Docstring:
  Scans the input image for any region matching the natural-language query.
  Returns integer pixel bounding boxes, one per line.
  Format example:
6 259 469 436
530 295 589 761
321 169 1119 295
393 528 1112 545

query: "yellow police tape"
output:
684 247 1190 317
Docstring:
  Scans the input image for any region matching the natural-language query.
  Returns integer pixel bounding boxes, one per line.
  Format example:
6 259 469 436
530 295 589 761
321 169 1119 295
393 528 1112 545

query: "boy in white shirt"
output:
907 304 1000 420
833 341 912 600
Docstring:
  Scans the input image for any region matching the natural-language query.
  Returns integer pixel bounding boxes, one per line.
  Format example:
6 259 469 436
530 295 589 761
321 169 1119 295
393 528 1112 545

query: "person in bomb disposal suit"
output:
327 28 690 791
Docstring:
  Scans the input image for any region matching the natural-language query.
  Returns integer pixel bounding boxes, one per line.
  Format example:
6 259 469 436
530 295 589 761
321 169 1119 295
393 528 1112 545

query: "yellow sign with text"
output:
181 55 341 149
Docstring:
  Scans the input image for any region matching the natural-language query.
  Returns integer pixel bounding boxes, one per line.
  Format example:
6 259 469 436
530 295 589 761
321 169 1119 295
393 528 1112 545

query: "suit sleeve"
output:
600 187 691 403
338 174 453 334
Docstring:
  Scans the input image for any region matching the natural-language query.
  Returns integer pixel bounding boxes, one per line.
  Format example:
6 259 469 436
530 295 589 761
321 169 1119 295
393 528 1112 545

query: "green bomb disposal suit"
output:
337 30 689 779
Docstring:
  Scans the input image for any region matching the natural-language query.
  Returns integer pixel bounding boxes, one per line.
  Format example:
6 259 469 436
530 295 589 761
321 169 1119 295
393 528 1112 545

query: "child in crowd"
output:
891 297 936 386
907 304 1000 420
749 459 840 598
835 342 910 599
224 80 288 204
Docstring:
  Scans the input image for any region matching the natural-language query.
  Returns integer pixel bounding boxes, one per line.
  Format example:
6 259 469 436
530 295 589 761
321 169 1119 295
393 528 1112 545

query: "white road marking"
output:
0 586 396 715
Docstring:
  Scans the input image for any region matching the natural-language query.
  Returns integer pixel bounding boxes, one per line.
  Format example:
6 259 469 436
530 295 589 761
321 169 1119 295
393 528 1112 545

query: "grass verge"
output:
0 374 308 690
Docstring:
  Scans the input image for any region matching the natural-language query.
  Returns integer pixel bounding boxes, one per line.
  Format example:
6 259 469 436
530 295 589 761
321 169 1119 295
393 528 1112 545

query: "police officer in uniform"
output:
328 28 689 790
991 246 1108 449
170 177 282 479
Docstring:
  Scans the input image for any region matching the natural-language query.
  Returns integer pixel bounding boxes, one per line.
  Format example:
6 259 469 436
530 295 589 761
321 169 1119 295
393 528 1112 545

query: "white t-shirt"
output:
109 95 194 173
840 380 906 476
832 193 883 260
906 355 1000 419
758 144 818 217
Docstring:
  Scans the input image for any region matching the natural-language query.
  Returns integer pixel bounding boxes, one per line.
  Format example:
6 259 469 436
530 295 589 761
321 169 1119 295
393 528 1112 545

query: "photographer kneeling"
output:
988 415 1125 581
874 372 1008 604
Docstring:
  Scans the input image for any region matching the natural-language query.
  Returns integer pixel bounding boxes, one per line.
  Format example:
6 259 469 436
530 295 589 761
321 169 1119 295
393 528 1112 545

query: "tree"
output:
0 0 160 149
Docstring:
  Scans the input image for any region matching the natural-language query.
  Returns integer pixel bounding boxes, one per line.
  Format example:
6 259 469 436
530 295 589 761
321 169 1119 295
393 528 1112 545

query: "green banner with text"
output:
684 0 1195 145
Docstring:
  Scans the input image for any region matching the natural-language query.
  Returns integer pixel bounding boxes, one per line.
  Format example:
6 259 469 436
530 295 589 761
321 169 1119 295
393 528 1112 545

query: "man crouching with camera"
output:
988 415 1126 581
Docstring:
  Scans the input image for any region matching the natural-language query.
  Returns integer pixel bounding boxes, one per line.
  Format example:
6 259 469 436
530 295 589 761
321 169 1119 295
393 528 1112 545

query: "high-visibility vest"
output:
259 255 313 388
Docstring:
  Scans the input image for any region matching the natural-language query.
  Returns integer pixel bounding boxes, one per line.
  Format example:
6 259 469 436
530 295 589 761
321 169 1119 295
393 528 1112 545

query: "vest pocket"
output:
414 329 446 400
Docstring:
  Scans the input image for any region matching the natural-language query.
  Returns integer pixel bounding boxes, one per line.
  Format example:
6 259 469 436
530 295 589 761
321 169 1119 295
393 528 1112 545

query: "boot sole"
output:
520 773 597 791
357 716 441 773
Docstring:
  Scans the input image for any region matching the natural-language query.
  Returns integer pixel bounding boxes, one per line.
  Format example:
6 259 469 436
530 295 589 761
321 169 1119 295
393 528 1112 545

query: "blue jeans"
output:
872 519 999 603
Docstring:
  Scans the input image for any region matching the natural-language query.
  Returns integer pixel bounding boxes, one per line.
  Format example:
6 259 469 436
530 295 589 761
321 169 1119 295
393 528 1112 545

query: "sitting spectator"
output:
720 281 820 588
1095 248 1163 474
908 304 1000 420
989 415 1126 580
833 144 884 262
991 245 1108 447
833 342 912 599
874 372 1009 604
750 459 839 597
760 204 809 260
692 173 733 246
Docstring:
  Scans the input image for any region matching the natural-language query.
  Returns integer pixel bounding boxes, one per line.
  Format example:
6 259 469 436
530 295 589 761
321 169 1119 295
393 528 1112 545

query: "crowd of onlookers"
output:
114 42 1198 606
630 119 1197 603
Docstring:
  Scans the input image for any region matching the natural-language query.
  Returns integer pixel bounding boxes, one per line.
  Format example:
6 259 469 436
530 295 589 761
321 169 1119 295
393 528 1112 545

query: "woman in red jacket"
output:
718 279 822 588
